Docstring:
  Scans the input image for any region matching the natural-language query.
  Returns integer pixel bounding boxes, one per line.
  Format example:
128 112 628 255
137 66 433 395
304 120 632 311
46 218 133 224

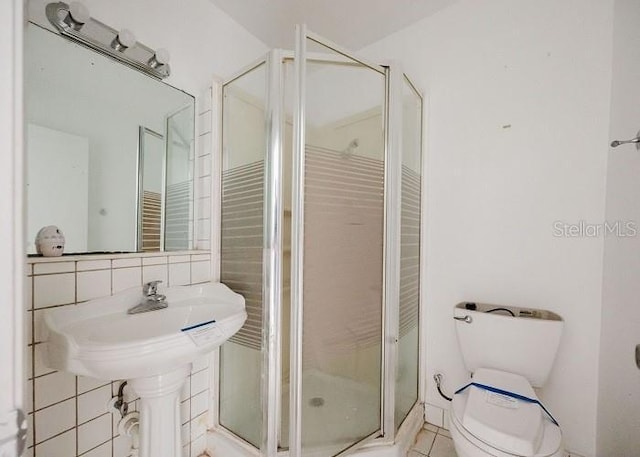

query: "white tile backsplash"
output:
112 267 142 293
169 262 191 287
33 261 75 275
34 371 75 410
142 256 168 266
112 258 141 268
78 376 110 394
78 414 111 455
34 273 75 308
34 428 75 457
77 269 111 302
191 261 210 284
35 398 75 443
78 384 111 424
83 441 111 457
77 259 112 271
142 264 168 285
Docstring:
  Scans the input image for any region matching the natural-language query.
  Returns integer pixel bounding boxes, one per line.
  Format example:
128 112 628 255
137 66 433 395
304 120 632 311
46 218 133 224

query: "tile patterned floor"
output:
407 423 458 457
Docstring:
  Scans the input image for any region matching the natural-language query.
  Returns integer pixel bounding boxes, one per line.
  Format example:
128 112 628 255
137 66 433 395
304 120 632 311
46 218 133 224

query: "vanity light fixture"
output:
45 1 170 79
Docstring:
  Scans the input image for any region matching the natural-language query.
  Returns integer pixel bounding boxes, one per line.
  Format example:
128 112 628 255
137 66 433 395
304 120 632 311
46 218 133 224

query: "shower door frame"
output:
289 25 395 457
214 30 426 457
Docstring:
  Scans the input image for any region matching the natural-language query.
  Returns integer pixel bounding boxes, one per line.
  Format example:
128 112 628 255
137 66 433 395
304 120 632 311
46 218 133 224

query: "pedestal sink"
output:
42 282 246 457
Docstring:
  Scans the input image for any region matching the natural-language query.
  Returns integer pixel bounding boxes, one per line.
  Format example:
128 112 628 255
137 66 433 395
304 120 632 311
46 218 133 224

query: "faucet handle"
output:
143 280 163 296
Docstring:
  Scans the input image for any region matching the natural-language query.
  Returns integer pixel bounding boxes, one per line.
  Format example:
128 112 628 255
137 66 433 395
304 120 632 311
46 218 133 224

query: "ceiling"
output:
208 0 459 50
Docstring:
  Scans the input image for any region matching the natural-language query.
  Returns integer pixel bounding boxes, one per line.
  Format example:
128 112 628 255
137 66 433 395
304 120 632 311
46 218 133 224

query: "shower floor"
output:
220 369 380 455
280 370 380 455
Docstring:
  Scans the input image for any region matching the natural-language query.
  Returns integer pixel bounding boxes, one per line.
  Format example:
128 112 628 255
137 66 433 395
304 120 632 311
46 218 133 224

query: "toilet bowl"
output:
449 368 562 457
451 302 565 457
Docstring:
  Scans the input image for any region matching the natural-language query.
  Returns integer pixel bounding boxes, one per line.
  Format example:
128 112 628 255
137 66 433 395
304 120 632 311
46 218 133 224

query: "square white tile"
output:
26 412 33 447
34 428 75 457
191 261 210 284
198 132 212 158
25 276 33 310
33 344 55 377
169 255 191 264
198 111 212 135
197 154 211 178
180 379 191 402
33 261 75 275
34 398 75 443
78 413 111 455
190 433 207 457
78 376 110 394
142 264 168 285
425 403 444 428
77 270 111 302
429 434 457 457
181 423 190 444
190 390 208 419
142 256 168 266
78 384 112 424
169 262 191 287
198 197 211 220
112 258 141 268
181 400 190 425
83 440 111 457
412 429 436 455
112 267 142 293
197 219 210 242
191 356 209 374
34 273 75 308
77 259 111 271
34 370 76 410
191 370 209 396
190 413 207 441
199 176 211 199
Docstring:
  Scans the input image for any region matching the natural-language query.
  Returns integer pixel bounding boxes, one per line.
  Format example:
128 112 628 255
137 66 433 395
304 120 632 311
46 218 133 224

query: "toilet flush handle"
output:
454 315 473 324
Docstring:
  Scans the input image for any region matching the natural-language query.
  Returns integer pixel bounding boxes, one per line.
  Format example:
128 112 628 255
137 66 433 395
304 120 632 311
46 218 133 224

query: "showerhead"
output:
342 138 359 157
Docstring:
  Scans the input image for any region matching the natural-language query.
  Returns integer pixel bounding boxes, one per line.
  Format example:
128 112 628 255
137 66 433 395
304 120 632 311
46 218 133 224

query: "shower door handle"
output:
453 315 472 324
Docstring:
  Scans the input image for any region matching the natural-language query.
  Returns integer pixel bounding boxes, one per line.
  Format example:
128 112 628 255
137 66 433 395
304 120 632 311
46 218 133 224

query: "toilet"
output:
450 302 564 457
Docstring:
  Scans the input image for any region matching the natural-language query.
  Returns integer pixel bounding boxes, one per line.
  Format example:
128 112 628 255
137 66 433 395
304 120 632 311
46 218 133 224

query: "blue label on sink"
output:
181 319 216 332
181 319 223 347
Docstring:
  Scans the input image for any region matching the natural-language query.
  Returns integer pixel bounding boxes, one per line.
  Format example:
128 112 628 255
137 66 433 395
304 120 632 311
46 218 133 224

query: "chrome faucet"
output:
127 280 168 314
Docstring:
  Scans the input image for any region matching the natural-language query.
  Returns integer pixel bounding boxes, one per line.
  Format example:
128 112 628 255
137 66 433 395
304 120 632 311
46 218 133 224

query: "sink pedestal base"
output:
128 365 191 457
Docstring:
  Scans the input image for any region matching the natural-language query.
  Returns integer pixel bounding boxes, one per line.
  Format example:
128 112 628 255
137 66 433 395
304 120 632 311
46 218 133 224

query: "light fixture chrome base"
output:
45 2 170 79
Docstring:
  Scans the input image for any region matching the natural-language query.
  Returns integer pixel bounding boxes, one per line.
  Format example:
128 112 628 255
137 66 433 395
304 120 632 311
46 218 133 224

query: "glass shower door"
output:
289 27 387 457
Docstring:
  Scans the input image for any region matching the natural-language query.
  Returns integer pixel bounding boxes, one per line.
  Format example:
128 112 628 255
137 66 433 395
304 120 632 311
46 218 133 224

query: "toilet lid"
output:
453 368 545 456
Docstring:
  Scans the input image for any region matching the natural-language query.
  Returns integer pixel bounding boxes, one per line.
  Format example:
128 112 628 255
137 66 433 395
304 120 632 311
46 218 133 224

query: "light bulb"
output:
63 1 90 30
111 29 136 52
148 48 170 68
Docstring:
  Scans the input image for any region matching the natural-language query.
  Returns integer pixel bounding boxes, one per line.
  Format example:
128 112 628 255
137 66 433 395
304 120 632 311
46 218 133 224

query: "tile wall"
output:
195 87 213 252
25 252 213 457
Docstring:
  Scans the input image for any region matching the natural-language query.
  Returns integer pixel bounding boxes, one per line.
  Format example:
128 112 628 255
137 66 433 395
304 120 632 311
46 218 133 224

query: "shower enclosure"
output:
215 27 424 457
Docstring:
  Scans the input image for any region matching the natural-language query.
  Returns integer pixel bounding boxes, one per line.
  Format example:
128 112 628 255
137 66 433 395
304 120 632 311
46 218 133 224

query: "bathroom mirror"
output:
25 23 195 254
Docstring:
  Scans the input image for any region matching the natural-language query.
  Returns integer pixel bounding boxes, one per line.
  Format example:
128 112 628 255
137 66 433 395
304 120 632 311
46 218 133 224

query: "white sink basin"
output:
43 282 246 380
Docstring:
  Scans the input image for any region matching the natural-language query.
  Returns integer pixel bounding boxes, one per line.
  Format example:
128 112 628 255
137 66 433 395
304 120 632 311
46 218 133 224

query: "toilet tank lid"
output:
455 368 545 456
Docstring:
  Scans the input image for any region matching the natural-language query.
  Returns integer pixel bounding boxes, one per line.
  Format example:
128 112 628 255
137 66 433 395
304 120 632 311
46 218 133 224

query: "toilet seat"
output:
451 368 562 457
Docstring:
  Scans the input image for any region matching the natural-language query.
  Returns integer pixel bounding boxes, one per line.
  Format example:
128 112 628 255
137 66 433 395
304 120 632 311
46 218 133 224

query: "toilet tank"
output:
454 302 563 387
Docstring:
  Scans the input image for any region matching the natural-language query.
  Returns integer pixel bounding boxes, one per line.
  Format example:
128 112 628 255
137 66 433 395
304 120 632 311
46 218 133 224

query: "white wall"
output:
27 124 89 253
597 1 640 455
362 1 614 455
28 0 269 97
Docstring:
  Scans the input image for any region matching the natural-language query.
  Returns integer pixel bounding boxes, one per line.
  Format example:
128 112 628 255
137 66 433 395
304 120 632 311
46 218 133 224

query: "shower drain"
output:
309 397 325 407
